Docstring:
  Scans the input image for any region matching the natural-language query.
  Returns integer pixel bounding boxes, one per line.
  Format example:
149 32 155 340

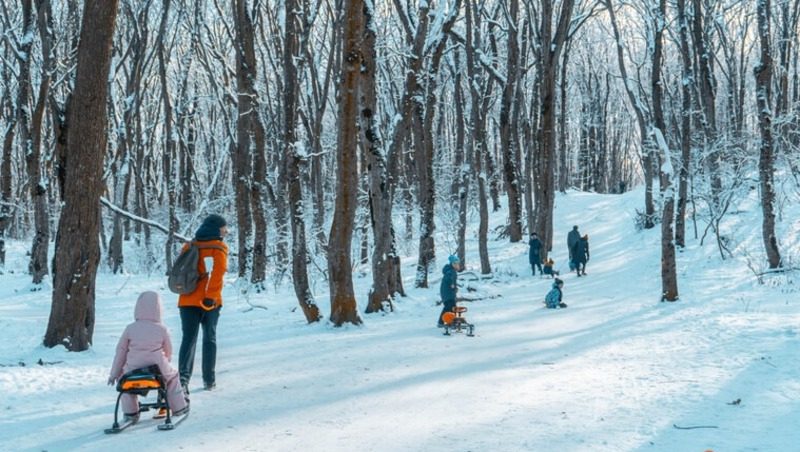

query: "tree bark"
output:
465 0 491 274
328 0 363 326
363 0 404 313
285 0 320 322
233 0 256 279
675 0 692 248
44 0 119 351
652 0 678 301
755 0 782 269
500 0 523 242
534 0 575 253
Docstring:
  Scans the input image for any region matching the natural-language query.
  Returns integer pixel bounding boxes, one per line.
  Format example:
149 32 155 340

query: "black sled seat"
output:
106 365 179 433
442 305 475 337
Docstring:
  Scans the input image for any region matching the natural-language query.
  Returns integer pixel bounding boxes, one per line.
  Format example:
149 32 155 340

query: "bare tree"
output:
755 0 782 269
328 0 363 326
674 0 692 248
532 0 576 253
500 0 523 242
44 0 119 351
285 0 320 322
363 0 404 313
652 0 677 301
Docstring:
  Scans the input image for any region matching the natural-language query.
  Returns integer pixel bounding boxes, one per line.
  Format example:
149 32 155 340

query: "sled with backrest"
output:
105 365 182 433
441 304 475 337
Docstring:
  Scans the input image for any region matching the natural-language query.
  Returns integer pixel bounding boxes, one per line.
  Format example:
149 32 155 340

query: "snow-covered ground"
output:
1 188 798 452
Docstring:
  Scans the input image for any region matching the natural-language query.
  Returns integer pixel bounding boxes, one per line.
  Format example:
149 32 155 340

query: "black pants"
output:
179 306 220 387
531 260 543 275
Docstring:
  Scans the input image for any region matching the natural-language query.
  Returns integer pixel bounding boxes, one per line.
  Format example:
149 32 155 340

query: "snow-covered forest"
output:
1 0 800 449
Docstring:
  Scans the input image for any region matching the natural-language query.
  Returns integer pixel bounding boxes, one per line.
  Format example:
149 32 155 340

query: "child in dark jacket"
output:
542 258 559 278
544 279 567 308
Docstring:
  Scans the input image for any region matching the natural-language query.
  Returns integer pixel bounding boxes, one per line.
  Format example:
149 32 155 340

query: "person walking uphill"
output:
437 255 461 327
567 225 580 272
528 232 543 276
109 291 189 422
178 214 228 393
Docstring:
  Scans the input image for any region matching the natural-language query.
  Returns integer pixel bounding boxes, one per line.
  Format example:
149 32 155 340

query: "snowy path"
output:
1 189 798 451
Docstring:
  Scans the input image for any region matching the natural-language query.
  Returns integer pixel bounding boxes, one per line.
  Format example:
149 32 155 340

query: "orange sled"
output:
442 305 475 337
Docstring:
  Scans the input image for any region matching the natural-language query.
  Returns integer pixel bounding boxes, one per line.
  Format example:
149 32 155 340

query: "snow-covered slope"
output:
1 188 798 451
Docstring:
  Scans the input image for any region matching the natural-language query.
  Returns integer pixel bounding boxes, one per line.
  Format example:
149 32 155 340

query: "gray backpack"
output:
167 241 225 294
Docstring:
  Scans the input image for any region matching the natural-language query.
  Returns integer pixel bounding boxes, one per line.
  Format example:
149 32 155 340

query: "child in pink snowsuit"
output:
108 291 188 417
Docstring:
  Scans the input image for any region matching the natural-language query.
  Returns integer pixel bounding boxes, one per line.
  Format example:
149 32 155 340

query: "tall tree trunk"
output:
363 0 403 313
652 0 677 301
328 0 363 326
453 65 468 264
534 0 575 253
466 0 491 274
25 0 55 283
691 0 722 202
233 0 256 279
285 0 320 322
0 87 14 266
755 0 782 269
44 0 119 351
558 41 572 193
675 0 692 248
500 0 523 242
157 0 179 270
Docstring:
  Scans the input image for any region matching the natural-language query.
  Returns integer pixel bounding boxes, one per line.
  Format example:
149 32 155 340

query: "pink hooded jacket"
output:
109 291 178 382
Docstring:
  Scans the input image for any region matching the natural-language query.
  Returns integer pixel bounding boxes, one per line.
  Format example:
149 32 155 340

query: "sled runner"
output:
442 305 475 337
105 365 187 433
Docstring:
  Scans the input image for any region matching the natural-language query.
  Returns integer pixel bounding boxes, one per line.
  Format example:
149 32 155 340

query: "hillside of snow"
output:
0 188 798 451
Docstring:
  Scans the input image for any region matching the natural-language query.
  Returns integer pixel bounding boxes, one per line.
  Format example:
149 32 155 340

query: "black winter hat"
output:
195 214 227 240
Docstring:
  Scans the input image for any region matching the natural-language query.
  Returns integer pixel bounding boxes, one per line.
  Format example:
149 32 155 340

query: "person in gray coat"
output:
567 225 580 271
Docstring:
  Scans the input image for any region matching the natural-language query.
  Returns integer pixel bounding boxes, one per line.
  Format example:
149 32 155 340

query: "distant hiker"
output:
438 255 461 327
567 225 580 272
544 278 567 309
109 291 189 423
543 258 559 278
572 234 590 277
528 232 543 276
178 214 229 393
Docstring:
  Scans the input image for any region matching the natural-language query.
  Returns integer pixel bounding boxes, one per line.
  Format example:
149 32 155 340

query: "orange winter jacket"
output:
177 239 228 310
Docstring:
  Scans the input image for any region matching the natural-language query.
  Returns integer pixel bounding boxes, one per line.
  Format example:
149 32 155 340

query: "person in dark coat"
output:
528 232 543 276
437 255 461 327
571 234 590 276
567 225 580 272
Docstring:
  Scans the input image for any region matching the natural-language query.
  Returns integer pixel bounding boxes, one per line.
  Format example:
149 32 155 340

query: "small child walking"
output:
108 291 189 422
544 278 567 309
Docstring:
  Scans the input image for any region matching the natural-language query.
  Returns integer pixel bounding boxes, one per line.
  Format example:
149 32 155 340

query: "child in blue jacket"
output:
544 278 567 308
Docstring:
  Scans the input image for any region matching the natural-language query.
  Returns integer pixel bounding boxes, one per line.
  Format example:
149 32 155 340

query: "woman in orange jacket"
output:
178 214 228 393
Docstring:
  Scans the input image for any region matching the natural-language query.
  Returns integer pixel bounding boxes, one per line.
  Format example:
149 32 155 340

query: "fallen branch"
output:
673 424 718 430
100 197 190 242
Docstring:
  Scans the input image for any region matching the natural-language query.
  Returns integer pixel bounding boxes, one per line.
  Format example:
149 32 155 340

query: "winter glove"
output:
201 298 217 310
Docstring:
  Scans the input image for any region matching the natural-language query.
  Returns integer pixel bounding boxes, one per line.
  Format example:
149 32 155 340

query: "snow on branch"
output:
100 197 190 242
